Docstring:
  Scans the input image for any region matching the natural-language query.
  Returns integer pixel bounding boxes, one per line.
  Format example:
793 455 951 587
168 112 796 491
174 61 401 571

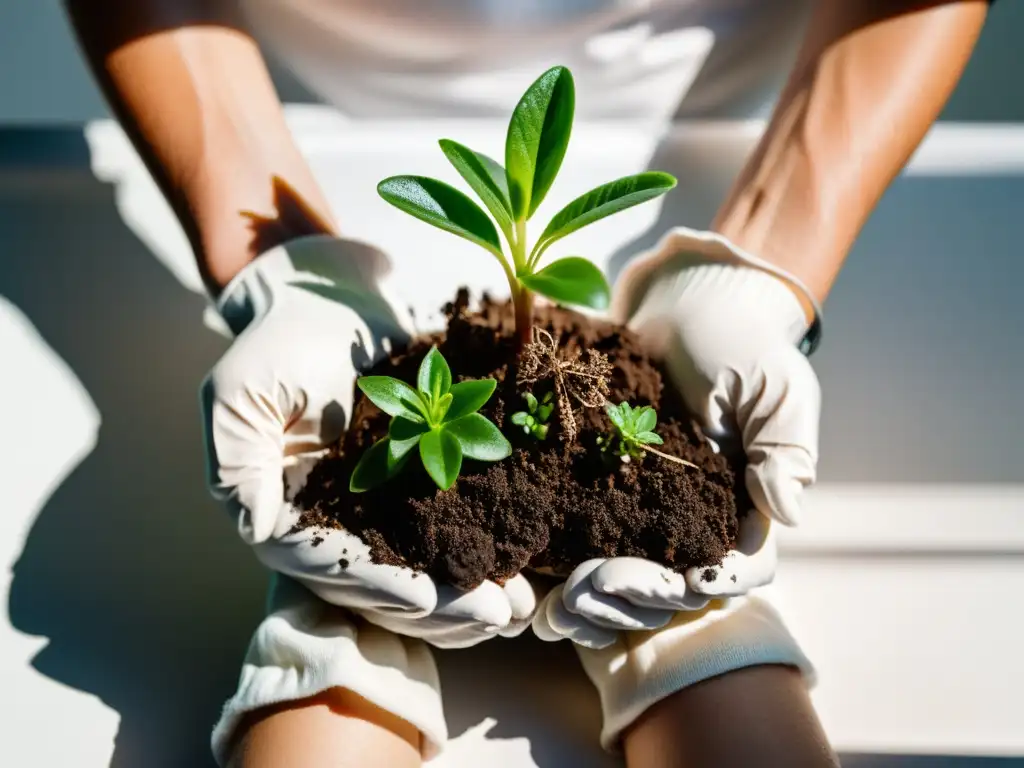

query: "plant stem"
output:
527 237 550 271
514 285 534 350
640 443 698 469
510 218 535 350
514 219 528 270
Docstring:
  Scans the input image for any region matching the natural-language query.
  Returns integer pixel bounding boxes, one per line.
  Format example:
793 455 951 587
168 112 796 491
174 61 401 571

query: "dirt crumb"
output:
295 294 748 591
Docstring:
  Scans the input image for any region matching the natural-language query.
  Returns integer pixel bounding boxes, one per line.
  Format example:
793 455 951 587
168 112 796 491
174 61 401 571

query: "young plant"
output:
377 65 677 348
510 391 555 440
350 347 511 492
601 402 697 468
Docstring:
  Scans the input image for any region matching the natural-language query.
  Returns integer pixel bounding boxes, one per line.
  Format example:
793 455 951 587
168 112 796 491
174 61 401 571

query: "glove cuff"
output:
216 235 397 336
575 593 816 753
618 227 823 355
671 261 809 346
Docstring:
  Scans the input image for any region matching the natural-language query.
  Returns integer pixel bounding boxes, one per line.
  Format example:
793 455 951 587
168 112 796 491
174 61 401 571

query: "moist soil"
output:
294 290 749 591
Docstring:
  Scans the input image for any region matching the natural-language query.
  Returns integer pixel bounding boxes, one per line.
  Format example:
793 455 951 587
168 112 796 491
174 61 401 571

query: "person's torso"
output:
241 0 811 121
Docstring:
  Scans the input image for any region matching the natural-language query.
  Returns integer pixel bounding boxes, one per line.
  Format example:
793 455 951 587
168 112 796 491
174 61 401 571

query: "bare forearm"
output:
714 0 988 315
65 0 336 293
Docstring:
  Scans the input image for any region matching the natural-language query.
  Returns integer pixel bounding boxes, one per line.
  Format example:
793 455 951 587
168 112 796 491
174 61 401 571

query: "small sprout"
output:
603 402 661 460
511 391 555 440
602 402 698 469
350 346 512 492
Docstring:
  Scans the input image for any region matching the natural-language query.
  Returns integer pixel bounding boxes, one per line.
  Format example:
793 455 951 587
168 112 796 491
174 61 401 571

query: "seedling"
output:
350 347 512 492
510 391 555 440
601 402 697 468
377 65 677 348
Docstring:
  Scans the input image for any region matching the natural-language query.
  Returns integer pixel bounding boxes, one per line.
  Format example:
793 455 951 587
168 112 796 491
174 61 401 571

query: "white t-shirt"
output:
241 0 811 122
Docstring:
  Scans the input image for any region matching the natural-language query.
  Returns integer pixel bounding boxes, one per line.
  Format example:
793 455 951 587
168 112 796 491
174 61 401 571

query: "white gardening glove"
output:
533 227 820 648
201 235 538 648
532 512 776 649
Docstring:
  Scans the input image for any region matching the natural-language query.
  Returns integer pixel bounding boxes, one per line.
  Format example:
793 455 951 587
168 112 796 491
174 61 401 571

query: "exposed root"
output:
640 443 699 469
518 327 612 443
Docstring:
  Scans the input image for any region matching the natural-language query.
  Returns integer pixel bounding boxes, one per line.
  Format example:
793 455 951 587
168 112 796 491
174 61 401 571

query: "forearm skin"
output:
714 0 989 319
64 0 336 293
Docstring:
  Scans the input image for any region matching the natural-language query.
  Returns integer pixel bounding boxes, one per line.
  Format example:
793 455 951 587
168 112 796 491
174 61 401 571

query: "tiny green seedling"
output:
602 402 662 460
601 402 697 468
377 65 677 348
510 391 555 440
350 347 512 492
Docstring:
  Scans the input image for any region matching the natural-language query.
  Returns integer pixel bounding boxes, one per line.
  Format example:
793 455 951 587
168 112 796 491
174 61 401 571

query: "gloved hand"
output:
532 512 775 649
533 227 820 648
201 235 538 648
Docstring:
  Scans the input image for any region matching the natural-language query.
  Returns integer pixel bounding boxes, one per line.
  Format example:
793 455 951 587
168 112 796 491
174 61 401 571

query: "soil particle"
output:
295 292 749 591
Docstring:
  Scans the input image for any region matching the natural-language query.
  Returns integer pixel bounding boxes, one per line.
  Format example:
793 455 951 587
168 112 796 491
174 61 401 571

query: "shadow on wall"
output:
0 128 266 768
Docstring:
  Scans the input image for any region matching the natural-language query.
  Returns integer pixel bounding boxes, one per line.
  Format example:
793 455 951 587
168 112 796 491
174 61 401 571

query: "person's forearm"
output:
713 0 988 317
65 1 336 293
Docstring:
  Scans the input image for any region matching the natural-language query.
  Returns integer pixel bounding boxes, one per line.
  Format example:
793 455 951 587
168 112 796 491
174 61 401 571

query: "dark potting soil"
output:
294 290 749 591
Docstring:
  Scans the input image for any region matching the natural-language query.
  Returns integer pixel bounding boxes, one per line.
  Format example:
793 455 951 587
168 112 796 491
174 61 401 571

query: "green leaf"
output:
390 415 430 442
445 414 513 461
389 417 430 462
378 176 503 256
635 431 664 445
350 438 410 492
524 392 538 412
433 392 454 423
634 406 657 434
419 428 463 490
519 257 610 310
620 403 636 431
445 378 497 422
439 140 514 241
417 346 452 400
537 403 554 422
506 66 575 220
510 411 530 426
536 172 676 251
605 402 628 432
358 376 427 422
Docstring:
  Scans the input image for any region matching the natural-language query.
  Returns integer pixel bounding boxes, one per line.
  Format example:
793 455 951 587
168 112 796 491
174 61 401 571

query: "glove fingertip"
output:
241 500 278 546
497 617 532 639
591 557 653 594
564 559 607 593
233 468 288 544
502 573 541 621
746 463 804 527
573 635 617 651
532 588 565 643
438 581 513 628
684 561 733 593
